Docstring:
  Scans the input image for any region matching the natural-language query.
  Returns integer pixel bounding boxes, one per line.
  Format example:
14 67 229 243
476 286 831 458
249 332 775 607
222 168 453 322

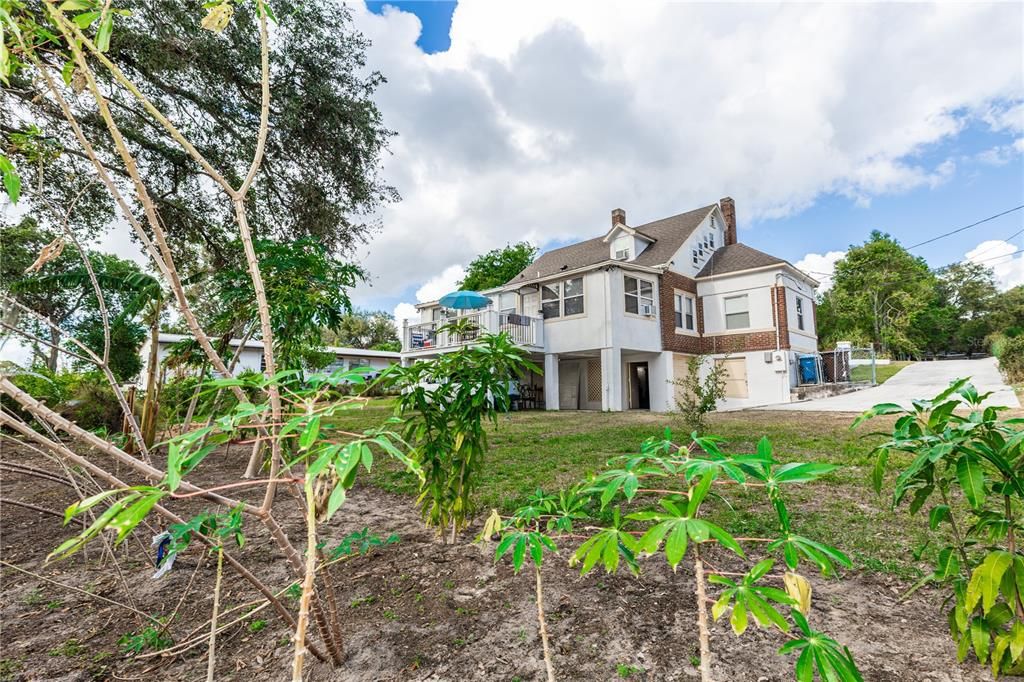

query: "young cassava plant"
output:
856 378 1024 676
568 431 862 682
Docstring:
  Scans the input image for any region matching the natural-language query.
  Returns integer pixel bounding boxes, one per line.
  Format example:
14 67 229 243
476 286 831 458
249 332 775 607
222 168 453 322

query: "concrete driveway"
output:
768 357 1020 412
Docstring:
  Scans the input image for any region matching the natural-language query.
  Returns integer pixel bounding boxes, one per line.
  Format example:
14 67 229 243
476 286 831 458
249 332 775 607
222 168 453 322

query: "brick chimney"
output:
720 197 737 245
611 208 626 227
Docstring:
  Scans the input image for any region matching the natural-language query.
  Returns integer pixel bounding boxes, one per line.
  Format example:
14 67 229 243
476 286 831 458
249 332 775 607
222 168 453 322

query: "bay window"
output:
541 277 584 319
624 275 654 315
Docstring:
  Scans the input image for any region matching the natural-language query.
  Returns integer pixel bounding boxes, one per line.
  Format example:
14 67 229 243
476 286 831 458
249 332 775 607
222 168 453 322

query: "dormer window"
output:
612 235 632 261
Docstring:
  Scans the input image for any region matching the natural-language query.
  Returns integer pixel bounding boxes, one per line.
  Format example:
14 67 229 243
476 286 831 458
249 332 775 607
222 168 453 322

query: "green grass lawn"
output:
333 401 940 577
850 360 912 384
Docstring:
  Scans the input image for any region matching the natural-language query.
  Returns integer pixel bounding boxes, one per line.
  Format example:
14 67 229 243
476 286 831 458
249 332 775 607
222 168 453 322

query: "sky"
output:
341 0 1023 325
3 0 1023 353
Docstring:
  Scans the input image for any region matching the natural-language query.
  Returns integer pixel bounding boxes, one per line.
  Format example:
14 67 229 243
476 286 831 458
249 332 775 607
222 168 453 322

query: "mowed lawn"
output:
850 360 913 384
331 400 955 577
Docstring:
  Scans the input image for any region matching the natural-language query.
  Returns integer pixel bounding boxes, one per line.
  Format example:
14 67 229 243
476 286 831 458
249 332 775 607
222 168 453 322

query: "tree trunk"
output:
48 327 60 372
139 318 160 447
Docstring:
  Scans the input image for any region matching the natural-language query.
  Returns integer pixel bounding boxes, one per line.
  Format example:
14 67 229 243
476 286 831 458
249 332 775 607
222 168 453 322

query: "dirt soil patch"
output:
0 441 992 681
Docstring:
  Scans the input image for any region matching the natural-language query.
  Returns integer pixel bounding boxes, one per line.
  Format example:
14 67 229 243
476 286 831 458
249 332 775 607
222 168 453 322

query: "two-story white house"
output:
400 198 819 412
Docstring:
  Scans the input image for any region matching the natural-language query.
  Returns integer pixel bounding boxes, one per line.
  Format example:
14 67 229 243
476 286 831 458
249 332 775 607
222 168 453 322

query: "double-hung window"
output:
795 297 805 331
674 293 695 331
541 277 584 319
624 275 654 315
724 294 750 330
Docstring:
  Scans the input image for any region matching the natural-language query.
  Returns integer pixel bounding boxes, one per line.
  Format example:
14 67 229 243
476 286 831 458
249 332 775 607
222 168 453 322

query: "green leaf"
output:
71 10 100 27
299 415 321 450
95 13 113 51
664 521 689 569
324 483 346 521
0 154 20 204
928 505 950 531
730 601 747 635
871 448 888 494
956 454 986 510
972 618 991 663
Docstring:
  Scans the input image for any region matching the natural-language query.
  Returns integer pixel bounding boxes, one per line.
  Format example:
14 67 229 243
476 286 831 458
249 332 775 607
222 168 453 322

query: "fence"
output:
799 345 877 386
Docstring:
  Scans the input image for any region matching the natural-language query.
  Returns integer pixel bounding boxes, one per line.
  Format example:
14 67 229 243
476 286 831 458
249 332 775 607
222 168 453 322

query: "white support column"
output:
601 347 623 411
544 353 560 411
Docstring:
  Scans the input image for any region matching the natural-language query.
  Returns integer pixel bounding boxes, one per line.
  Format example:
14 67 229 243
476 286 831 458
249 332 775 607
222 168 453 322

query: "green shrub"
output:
995 335 1024 384
2 367 86 427
60 376 124 433
160 369 264 424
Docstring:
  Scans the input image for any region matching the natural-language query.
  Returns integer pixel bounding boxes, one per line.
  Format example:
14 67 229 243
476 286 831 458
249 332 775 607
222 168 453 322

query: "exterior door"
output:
559 360 581 409
628 362 650 409
717 357 748 398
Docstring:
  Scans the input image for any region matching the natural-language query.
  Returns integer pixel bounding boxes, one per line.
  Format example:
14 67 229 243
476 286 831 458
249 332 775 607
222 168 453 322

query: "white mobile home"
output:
141 333 400 388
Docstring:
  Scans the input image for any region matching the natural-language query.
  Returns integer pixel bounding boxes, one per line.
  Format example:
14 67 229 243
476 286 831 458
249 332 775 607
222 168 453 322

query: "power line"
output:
967 226 1024 259
906 205 1024 250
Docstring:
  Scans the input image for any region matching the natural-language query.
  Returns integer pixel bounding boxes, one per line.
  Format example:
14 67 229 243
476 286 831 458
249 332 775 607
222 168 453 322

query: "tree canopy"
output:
2 218 152 378
324 310 400 352
459 242 538 292
817 230 1020 358
209 238 361 372
1 0 397 272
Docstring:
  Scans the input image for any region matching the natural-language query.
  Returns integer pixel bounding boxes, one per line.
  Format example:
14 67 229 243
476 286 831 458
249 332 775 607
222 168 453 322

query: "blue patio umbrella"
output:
438 290 491 310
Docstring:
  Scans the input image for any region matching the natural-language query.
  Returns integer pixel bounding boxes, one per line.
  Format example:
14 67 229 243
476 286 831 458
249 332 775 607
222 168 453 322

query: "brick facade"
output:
660 278 790 355
658 270 702 354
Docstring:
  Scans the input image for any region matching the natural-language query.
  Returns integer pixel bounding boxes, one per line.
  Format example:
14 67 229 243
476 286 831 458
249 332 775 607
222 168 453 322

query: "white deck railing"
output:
403 311 544 352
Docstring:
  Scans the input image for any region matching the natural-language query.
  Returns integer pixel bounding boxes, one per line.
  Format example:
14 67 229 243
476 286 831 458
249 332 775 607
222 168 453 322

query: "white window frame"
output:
724 294 750 330
624 275 655 316
612 235 632 261
497 292 517 316
541 277 585 319
795 296 805 331
674 291 696 332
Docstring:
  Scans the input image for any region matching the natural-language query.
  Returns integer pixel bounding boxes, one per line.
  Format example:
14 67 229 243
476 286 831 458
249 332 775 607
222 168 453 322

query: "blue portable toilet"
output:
799 355 818 384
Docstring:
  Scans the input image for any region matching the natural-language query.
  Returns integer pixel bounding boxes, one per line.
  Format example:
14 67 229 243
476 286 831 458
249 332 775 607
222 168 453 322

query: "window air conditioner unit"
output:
640 304 654 317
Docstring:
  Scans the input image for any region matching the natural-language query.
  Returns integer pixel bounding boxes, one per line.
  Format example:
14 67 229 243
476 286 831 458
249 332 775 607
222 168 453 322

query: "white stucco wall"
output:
701 350 792 410
610 269 662 352
698 269 779 337
542 270 611 354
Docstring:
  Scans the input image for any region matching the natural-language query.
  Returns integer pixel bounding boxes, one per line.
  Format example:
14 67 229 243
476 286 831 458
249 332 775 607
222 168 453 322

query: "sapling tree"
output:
381 330 540 542
486 488 590 682
670 355 728 435
856 379 1024 676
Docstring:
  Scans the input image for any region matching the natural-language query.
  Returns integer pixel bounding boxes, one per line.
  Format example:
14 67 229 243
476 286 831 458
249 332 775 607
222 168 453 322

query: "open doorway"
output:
628 362 650 410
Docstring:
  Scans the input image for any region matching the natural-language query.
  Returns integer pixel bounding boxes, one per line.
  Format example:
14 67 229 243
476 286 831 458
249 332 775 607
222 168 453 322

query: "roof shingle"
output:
507 204 716 285
695 243 785 278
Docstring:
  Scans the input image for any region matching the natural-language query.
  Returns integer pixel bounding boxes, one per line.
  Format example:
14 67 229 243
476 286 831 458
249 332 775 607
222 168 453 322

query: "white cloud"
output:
966 240 1024 291
346 1 1022 303
390 264 467 328
794 250 846 293
392 302 420 329
975 138 1024 166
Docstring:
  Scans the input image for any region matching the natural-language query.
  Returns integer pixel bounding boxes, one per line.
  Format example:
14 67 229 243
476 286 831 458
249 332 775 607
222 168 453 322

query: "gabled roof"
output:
508 204 716 286
602 224 656 243
695 243 785 278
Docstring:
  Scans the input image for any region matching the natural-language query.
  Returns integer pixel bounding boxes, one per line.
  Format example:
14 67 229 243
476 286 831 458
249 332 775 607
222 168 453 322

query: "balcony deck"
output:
402 310 544 354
